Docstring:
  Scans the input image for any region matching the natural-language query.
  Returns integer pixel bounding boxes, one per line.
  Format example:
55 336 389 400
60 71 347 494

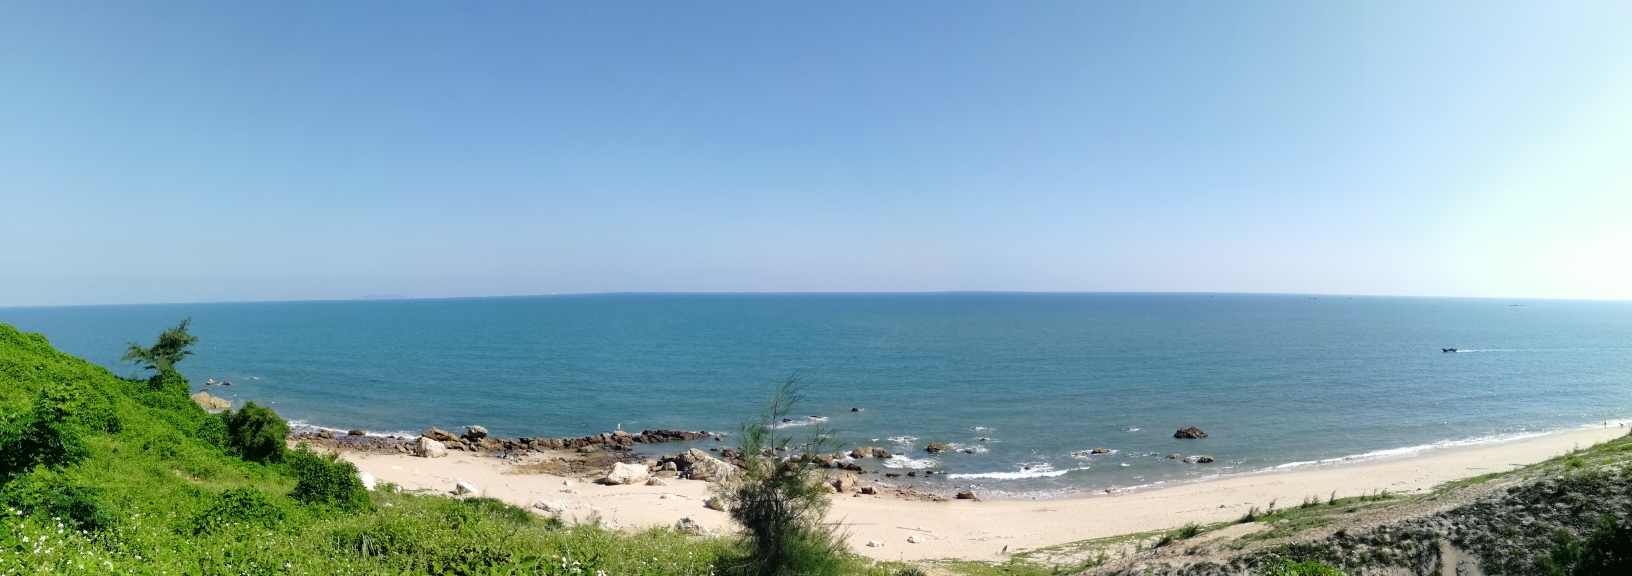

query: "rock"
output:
675 517 709 534
1091 447 1110 454
646 478 669 486
317 429 335 439
925 443 952 454
867 540 884 548
424 428 459 442
1173 427 1208 439
604 462 651 485
851 407 861 412
872 448 892 459
1197 455 1214 463
534 500 569 513
578 445 600 454
956 489 979 501
357 471 377 491
415 438 448 458
704 496 727 511
1167 453 1180 459
461 425 488 440
1183 455 1215 464
454 481 477 495
850 448 869 459
660 493 677 500
682 448 736 481
859 486 877 495
831 472 858 493
612 429 630 437
348 429 366 436
189 391 231 410
907 535 924 544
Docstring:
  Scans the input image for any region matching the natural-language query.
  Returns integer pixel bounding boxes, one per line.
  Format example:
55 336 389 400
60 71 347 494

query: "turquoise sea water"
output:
3 293 1631 496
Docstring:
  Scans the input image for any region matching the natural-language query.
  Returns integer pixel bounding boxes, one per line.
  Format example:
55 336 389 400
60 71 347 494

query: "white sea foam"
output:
882 455 938 469
769 416 829 429
887 436 918 447
948 464 1085 480
1270 430 1555 470
947 443 988 454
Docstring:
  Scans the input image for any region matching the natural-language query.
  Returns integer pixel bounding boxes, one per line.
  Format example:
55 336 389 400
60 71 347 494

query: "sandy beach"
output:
340 424 1628 562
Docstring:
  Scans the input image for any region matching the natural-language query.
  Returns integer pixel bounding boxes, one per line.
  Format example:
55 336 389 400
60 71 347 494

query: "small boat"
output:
205 379 216 385
1442 348 1458 353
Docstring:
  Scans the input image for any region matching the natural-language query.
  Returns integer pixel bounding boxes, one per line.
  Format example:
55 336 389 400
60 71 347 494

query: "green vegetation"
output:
714 376 854 576
120 317 199 372
0 321 741 574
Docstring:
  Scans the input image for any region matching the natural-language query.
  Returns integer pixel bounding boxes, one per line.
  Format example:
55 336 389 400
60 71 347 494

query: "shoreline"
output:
327 419 1630 561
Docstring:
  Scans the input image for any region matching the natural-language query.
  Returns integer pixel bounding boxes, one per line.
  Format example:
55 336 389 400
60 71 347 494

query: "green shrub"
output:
715 376 850 576
222 401 290 462
287 445 371 511
0 472 112 531
1261 558 1345 575
0 394 90 481
189 487 286 535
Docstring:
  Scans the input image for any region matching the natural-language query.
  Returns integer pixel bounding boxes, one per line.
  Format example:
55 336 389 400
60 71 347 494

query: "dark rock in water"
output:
782 418 793 423
1167 453 1180 459
220 381 231 386
851 407 861 412
1173 427 1208 439
925 442 952 454
347 429 365 436
907 471 917 477
885 473 900 478
1197 455 1214 463
956 489 979 501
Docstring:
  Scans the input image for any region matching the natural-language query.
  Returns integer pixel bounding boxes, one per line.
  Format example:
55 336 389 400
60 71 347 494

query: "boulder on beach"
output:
831 472 858 493
424 428 459 442
925 443 952 454
956 489 980 501
604 462 651 485
1173 427 1208 439
454 481 477 495
675 517 709 534
189 391 231 410
317 429 335 439
534 500 569 513
682 448 736 481
704 496 727 511
348 429 366 436
462 425 488 440
415 438 448 458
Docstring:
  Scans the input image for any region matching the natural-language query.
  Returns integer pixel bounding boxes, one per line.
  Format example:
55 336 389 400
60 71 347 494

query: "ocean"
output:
3 293 1630 497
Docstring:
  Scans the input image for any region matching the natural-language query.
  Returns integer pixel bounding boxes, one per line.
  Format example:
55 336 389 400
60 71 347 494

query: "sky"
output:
3 1 1631 307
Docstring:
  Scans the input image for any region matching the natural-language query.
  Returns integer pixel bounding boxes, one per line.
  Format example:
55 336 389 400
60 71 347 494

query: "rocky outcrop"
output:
1182 454 1214 463
1173 427 1208 439
681 448 735 481
462 425 488 441
956 489 980 501
190 391 231 410
424 428 460 442
675 517 709 534
604 462 651 485
454 481 477 495
925 443 952 454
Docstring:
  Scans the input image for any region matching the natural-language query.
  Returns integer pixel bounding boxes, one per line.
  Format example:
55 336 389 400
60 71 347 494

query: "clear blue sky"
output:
3 1 1630 306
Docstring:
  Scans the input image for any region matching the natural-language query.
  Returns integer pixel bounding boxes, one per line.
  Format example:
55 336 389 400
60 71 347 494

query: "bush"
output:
287 445 371 511
1261 558 1345 576
1540 515 1632 576
0 393 90 481
189 487 286 535
222 401 290 463
715 376 850 576
0 472 112 531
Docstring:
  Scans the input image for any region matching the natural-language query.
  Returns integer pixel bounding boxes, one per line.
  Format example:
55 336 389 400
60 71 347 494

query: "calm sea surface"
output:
3 293 1630 496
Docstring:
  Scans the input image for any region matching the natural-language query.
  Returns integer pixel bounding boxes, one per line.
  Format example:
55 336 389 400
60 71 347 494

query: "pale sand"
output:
342 425 1628 562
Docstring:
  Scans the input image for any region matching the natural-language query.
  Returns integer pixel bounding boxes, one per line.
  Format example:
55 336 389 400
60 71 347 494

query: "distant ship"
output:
1442 348 1458 353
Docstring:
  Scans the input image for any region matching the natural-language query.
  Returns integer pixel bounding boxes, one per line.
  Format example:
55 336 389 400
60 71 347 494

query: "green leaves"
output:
222 401 290 463
121 317 198 372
